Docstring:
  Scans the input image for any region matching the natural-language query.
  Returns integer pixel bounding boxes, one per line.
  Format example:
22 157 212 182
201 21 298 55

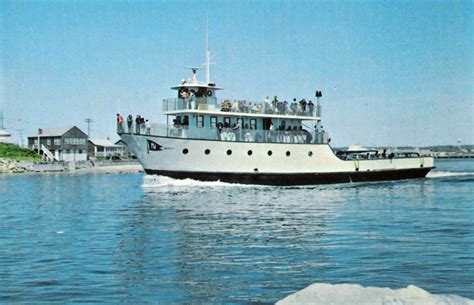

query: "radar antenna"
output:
184 66 204 84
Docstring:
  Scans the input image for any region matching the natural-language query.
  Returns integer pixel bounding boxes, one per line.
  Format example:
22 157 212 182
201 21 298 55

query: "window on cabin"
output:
197 87 207 97
210 116 217 128
183 116 189 126
197 115 204 128
224 117 231 128
250 119 257 130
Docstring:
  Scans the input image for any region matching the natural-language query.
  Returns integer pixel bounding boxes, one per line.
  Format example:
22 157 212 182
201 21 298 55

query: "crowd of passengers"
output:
116 113 151 134
221 96 316 116
337 149 420 160
175 89 317 116
171 118 329 144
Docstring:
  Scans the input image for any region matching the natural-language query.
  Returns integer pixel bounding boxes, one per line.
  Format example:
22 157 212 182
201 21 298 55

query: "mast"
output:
205 22 210 84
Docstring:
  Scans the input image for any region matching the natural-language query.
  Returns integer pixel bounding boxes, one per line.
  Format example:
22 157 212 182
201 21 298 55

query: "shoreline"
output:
74 164 143 174
0 158 143 175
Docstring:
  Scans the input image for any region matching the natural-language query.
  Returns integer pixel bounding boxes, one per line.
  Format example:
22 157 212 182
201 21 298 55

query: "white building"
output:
0 129 12 143
88 138 126 159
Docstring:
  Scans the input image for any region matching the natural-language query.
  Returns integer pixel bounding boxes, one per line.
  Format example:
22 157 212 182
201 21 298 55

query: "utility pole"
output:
84 118 93 139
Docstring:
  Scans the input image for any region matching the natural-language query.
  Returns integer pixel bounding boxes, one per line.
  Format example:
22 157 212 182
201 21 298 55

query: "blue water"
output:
1 160 473 303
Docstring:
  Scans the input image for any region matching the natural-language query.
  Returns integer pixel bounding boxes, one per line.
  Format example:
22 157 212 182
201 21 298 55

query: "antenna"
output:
206 18 210 84
84 118 93 139
204 18 215 84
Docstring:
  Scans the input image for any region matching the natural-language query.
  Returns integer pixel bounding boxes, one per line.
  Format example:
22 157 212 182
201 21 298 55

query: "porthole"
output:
308 151 313 157
286 151 291 157
205 149 210 155
247 150 253 156
182 148 189 154
267 150 272 156
227 149 232 155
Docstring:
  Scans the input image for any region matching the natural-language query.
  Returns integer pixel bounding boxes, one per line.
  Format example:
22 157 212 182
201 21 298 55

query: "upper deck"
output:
162 97 321 120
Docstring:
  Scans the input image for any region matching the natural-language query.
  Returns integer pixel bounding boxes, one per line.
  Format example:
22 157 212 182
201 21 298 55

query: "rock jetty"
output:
0 158 28 173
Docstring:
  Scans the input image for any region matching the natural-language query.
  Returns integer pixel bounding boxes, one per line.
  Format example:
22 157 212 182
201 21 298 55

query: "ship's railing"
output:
162 98 321 118
119 122 329 144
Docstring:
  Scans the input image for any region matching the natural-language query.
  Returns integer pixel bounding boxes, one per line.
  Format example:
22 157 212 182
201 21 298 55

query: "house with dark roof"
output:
27 126 88 161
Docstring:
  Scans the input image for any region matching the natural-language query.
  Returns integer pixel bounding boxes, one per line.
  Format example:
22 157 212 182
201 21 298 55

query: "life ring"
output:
207 90 213 97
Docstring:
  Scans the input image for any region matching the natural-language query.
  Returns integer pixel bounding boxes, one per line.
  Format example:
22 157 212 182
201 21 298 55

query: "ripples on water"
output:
0 160 473 303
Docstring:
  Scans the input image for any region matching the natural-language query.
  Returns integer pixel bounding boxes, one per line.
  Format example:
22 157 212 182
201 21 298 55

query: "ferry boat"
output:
117 52 434 185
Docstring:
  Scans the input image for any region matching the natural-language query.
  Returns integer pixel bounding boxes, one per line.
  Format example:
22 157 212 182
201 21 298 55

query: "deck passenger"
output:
127 114 133 133
135 115 141 134
145 120 151 135
264 96 271 113
244 131 252 142
140 117 146 134
267 123 274 142
272 96 278 113
116 113 124 133
302 99 307 113
308 100 314 116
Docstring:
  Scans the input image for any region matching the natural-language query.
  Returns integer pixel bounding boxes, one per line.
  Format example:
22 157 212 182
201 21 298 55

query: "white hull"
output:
121 133 434 185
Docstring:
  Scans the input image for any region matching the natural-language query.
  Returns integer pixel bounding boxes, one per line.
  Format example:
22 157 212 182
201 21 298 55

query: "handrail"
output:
118 122 329 144
162 97 321 118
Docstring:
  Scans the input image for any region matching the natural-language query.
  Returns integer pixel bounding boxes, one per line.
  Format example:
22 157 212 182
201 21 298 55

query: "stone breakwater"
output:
0 158 143 174
0 158 28 173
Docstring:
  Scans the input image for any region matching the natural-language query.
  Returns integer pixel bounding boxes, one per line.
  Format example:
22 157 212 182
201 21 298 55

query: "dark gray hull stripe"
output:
144 167 434 186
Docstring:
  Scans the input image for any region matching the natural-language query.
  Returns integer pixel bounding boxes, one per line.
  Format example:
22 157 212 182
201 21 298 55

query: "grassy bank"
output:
0 143 42 161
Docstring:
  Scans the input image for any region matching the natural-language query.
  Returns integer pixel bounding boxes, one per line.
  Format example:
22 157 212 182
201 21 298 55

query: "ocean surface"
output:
0 159 473 304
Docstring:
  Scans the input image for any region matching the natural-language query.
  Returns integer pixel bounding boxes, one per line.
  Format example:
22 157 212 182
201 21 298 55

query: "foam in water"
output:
277 283 474 305
427 171 474 178
141 175 258 188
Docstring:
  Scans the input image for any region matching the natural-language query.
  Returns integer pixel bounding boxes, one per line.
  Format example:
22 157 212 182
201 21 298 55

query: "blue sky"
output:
1 0 472 147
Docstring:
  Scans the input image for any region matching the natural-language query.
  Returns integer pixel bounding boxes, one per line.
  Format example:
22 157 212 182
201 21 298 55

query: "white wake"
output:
141 175 259 188
427 171 474 178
